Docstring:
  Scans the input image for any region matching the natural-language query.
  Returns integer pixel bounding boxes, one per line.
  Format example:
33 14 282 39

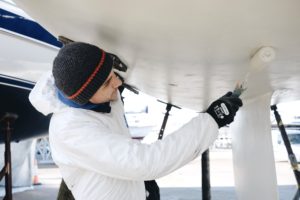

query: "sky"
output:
273 101 300 124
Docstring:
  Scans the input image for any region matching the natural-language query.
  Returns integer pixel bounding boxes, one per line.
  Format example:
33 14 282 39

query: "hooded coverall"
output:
29 71 219 200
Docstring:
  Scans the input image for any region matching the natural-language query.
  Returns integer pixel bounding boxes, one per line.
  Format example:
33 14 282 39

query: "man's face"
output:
89 71 122 104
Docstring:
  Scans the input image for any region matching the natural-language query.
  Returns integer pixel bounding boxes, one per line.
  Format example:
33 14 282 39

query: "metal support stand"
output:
157 103 172 140
0 113 18 200
271 105 300 200
202 149 211 200
157 101 211 199
157 101 180 140
144 101 180 200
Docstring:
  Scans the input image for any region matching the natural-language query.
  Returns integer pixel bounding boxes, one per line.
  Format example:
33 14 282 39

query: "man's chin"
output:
110 93 118 101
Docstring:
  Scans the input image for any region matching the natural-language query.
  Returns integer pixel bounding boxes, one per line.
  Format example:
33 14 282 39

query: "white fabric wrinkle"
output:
29 70 67 116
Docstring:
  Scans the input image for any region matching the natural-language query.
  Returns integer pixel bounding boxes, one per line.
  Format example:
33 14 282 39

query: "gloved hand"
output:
206 92 243 128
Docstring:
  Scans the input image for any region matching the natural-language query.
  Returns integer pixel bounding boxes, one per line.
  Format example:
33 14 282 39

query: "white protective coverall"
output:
29 71 219 200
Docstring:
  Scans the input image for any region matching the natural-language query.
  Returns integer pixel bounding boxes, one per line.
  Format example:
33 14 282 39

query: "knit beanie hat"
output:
52 42 113 105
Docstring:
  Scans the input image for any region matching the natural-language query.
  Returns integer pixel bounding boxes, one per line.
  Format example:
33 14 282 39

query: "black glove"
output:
206 92 243 128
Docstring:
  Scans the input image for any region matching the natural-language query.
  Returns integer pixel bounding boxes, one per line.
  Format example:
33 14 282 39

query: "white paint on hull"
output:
231 93 278 200
12 0 300 110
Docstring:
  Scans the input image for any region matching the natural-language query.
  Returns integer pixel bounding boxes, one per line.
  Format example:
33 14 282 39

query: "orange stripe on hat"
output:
68 50 106 100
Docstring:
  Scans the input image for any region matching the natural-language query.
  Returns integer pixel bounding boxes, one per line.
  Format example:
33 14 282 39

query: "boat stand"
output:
271 105 300 200
0 113 18 200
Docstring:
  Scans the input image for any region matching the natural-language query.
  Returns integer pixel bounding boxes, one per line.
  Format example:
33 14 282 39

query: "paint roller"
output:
232 46 276 97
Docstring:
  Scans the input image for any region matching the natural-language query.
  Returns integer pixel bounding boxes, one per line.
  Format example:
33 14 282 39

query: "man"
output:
29 42 242 200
